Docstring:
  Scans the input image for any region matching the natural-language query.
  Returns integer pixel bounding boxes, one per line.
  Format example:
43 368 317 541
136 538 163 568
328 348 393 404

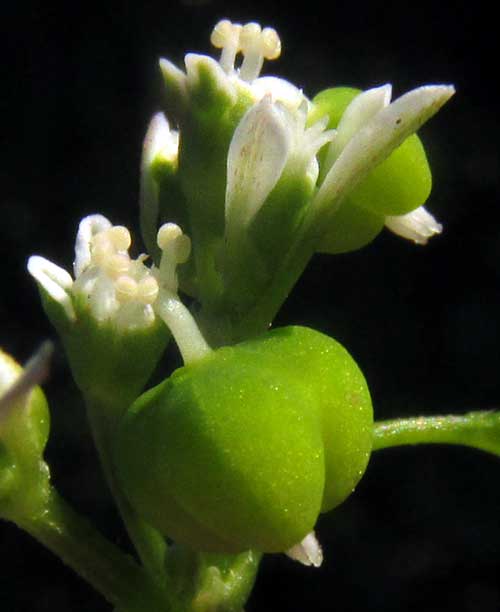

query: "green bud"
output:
0 347 51 520
114 326 372 553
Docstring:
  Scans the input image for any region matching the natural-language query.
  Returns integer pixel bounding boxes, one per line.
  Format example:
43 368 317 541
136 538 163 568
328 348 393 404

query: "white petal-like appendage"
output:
74 214 112 278
312 85 455 219
302 114 335 184
0 342 53 415
285 531 323 567
140 113 179 259
88 274 118 321
385 205 443 244
323 84 392 173
27 256 76 321
251 76 308 110
142 113 178 167
225 96 291 236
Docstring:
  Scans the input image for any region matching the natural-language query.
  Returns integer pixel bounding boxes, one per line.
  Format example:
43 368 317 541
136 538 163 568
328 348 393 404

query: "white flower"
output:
225 96 333 242
311 84 455 223
157 19 454 252
28 215 160 330
159 19 307 113
29 215 210 363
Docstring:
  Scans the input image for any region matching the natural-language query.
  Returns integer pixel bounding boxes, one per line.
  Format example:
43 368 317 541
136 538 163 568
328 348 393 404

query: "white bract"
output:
286 531 323 567
311 84 455 238
385 206 443 244
140 113 180 258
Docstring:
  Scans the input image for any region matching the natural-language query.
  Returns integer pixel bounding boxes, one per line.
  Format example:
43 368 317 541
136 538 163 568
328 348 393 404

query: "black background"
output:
2 1 500 610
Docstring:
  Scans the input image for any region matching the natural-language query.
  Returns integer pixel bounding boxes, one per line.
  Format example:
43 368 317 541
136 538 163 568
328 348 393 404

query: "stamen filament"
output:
211 20 242 74
155 289 211 364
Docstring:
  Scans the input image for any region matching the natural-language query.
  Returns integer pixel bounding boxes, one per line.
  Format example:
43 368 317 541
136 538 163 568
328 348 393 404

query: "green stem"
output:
85 395 169 583
166 547 261 612
15 488 164 610
229 235 316 344
193 550 262 612
373 410 500 457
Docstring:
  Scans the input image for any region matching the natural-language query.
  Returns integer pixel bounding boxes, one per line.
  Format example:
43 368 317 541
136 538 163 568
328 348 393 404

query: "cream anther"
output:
157 223 183 251
157 224 191 264
103 253 131 279
156 223 191 294
240 22 262 45
92 231 112 249
210 19 242 74
137 277 159 305
108 226 131 251
210 19 238 48
115 276 138 302
238 21 280 83
261 27 281 60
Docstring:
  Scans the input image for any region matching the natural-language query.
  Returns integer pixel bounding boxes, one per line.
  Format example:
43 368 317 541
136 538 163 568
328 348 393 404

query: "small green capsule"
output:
310 87 432 252
114 326 373 553
0 348 51 520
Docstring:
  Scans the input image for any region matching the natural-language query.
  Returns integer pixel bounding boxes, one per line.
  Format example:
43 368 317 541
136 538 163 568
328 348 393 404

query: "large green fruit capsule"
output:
233 326 374 512
114 326 373 553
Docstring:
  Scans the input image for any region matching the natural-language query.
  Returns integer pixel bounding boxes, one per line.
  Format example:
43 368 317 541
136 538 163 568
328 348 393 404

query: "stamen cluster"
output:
72 216 159 328
210 20 281 82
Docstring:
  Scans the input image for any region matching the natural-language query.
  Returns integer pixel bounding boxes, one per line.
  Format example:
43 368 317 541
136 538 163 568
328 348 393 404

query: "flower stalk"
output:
373 411 500 457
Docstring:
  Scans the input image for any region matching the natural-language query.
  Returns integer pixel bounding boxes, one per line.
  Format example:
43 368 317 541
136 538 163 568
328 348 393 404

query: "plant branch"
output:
85 394 169 583
15 488 165 610
373 410 500 457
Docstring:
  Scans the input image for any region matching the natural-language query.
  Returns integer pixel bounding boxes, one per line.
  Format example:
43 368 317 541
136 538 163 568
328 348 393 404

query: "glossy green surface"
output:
115 326 373 552
0 350 51 519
